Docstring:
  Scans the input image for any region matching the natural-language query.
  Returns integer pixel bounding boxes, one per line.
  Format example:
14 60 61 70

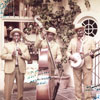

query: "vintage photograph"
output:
0 0 100 100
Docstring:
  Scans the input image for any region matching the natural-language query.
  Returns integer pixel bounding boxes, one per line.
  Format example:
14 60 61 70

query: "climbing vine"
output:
23 0 82 63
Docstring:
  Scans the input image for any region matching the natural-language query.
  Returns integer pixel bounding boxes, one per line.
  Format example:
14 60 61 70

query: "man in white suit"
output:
0 28 30 100
35 27 62 99
66 24 96 100
35 27 62 74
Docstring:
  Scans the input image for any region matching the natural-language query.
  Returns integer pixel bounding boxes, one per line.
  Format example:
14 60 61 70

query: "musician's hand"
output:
80 52 84 59
17 48 22 55
69 55 77 63
41 29 46 39
55 59 61 64
25 41 32 45
89 51 94 58
12 51 16 57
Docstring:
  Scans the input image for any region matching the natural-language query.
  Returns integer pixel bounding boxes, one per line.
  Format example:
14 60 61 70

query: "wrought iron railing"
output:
92 41 100 86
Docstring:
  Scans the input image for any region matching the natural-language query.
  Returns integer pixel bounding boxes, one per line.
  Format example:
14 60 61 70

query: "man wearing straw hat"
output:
0 28 30 100
35 27 62 99
35 27 62 73
66 24 96 100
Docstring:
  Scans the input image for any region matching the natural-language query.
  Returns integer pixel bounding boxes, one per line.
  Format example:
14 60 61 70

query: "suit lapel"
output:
74 38 78 52
83 36 88 45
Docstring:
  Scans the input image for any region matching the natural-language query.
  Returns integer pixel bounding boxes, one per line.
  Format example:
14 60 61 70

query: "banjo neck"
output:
82 47 100 59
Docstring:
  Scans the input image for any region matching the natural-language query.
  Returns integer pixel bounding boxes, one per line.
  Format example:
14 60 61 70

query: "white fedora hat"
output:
74 24 85 31
46 27 57 35
10 28 24 38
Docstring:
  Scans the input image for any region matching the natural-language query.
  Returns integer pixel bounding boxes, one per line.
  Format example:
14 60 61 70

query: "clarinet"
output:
15 39 18 66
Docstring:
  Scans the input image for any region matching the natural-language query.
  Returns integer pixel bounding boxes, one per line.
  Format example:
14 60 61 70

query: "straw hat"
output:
46 27 57 35
10 28 24 38
74 24 85 32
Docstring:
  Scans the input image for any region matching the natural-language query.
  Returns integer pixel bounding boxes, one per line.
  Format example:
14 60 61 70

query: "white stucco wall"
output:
73 0 100 86
76 0 100 42
0 0 100 90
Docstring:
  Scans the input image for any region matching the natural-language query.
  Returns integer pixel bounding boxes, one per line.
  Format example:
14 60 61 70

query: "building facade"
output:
0 0 100 90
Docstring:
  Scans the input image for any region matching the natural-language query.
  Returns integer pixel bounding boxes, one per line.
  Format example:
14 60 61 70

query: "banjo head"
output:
70 53 84 68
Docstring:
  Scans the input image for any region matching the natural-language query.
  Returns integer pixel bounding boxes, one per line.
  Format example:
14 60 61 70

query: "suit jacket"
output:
0 41 30 73
67 35 96 69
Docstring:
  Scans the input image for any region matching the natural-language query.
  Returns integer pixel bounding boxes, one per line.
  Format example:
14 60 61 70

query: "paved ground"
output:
0 82 76 100
0 82 99 100
0 71 76 100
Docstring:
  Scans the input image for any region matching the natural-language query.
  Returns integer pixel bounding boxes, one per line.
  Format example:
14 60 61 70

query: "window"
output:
4 0 19 16
4 0 33 17
3 1 34 42
82 19 98 37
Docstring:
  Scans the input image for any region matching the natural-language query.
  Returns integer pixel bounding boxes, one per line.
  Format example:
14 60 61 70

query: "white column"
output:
0 18 4 71
0 17 4 91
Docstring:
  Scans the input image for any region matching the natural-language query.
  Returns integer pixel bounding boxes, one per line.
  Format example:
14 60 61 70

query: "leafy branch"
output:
24 0 81 64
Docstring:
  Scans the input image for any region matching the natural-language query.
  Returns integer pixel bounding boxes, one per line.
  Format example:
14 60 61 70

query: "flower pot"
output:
53 75 70 89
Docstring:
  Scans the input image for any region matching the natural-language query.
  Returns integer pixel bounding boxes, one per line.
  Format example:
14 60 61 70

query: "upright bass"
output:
34 15 61 100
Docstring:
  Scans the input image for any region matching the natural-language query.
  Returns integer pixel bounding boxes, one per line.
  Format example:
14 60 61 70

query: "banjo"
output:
70 47 100 68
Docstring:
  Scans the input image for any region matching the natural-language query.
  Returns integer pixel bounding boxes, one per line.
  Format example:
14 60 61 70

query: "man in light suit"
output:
35 27 62 74
66 24 96 100
0 28 30 100
35 27 62 99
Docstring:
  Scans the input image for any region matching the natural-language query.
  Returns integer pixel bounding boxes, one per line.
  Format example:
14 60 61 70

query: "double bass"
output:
35 15 59 100
36 48 52 100
36 42 63 100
